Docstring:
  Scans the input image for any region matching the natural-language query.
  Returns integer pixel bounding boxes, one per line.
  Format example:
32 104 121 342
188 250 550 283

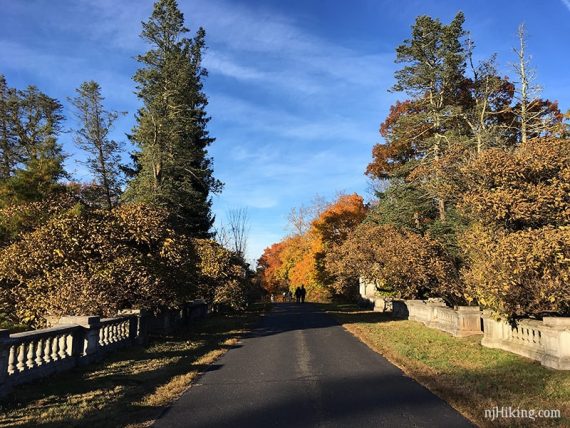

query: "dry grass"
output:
0 304 268 428
324 303 570 428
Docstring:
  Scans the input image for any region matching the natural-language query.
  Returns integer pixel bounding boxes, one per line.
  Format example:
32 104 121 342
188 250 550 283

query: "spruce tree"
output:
126 0 222 237
69 81 125 210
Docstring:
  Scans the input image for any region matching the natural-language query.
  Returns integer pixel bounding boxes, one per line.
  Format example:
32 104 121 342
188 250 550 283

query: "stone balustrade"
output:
482 313 570 370
0 301 208 397
392 299 482 337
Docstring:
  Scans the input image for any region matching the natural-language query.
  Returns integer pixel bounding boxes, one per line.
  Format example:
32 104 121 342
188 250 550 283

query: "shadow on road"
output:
247 303 398 339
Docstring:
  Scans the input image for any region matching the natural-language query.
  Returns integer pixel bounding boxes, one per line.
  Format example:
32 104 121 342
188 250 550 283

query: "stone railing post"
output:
118 309 149 345
58 316 101 364
0 329 10 395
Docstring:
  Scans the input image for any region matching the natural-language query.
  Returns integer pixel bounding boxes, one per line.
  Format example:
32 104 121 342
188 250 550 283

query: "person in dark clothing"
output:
294 286 301 303
300 285 306 303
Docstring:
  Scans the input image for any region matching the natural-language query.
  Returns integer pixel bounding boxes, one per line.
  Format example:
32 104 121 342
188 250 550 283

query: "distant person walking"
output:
294 287 301 303
300 285 306 303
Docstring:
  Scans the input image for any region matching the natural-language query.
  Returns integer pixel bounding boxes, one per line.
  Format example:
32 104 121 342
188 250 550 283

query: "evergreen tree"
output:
126 0 222 237
392 12 468 221
69 81 125 210
0 75 19 180
0 81 65 206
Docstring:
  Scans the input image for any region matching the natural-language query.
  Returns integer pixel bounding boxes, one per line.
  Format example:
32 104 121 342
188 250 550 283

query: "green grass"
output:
323 303 570 428
0 303 269 428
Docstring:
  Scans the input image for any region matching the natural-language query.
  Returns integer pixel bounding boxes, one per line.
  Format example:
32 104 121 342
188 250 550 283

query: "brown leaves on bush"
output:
461 224 570 318
459 139 570 230
328 223 463 304
0 203 195 326
193 239 250 310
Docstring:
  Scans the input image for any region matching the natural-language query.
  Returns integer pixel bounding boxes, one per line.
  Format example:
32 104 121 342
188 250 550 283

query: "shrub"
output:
458 139 570 318
329 223 463 304
193 239 251 310
0 203 196 326
461 225 570 317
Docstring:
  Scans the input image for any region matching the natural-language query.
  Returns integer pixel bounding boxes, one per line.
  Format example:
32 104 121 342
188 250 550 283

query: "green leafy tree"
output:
69 81 125 210
126 0 222 236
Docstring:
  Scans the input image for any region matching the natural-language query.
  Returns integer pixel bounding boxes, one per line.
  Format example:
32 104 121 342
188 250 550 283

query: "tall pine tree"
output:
69 81 125 210
126 0 221 237
392 12 468 221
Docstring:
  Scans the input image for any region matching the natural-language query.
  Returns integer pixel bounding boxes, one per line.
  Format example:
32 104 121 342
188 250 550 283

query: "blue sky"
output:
1 0 569 263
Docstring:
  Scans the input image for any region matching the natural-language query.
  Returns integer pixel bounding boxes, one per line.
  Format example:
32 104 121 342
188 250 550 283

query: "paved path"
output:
155 303 472 428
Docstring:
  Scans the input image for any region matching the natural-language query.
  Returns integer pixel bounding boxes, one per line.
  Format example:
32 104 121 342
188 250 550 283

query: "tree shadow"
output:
0 313 255 428
245 302 399 340
155 371 474 428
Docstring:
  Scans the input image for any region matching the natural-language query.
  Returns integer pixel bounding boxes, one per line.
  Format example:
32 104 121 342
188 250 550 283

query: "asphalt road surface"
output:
155 303 472 428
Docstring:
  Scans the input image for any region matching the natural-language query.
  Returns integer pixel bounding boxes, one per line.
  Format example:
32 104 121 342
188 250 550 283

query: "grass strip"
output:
324 303 570 428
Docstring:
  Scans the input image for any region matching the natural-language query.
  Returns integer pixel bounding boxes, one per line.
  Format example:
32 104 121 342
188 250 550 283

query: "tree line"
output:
0 0 257 328
257 13 569 320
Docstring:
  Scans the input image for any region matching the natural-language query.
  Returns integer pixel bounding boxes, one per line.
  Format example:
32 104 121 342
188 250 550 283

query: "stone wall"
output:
482 313 570 370
0 301 207 397
392 299 482 337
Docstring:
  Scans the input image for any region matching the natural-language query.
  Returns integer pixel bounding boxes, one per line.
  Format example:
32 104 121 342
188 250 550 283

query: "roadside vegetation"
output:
257 13 569 322
0 0 260 331
326 304 570 428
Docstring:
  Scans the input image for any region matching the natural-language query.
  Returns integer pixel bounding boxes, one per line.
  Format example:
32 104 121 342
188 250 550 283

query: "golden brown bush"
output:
461 224 570 317
459 139 570 230
193 239 250 310
458 139 570 317
329 223 463 303
0 203 196 326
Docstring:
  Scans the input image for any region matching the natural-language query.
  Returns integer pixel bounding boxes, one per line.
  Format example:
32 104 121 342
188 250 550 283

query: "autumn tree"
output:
257 241 288 294
458 139 570 318
310 194 367 297
69 81 125 210
126 0 222 236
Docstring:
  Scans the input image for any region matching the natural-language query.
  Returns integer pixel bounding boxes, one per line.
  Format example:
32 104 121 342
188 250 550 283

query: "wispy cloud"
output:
562 0 570 12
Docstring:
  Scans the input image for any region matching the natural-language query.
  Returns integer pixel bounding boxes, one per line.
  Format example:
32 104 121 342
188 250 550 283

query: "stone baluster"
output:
51 335 59 362
43 337 52 364
26 340 35 369
102 325 108 346
16 343 26 372
8 344 16 374
58 335 67 360
35 339 44 367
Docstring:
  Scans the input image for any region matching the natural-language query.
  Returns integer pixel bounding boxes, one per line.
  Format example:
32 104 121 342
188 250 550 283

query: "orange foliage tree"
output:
256 194 367 301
